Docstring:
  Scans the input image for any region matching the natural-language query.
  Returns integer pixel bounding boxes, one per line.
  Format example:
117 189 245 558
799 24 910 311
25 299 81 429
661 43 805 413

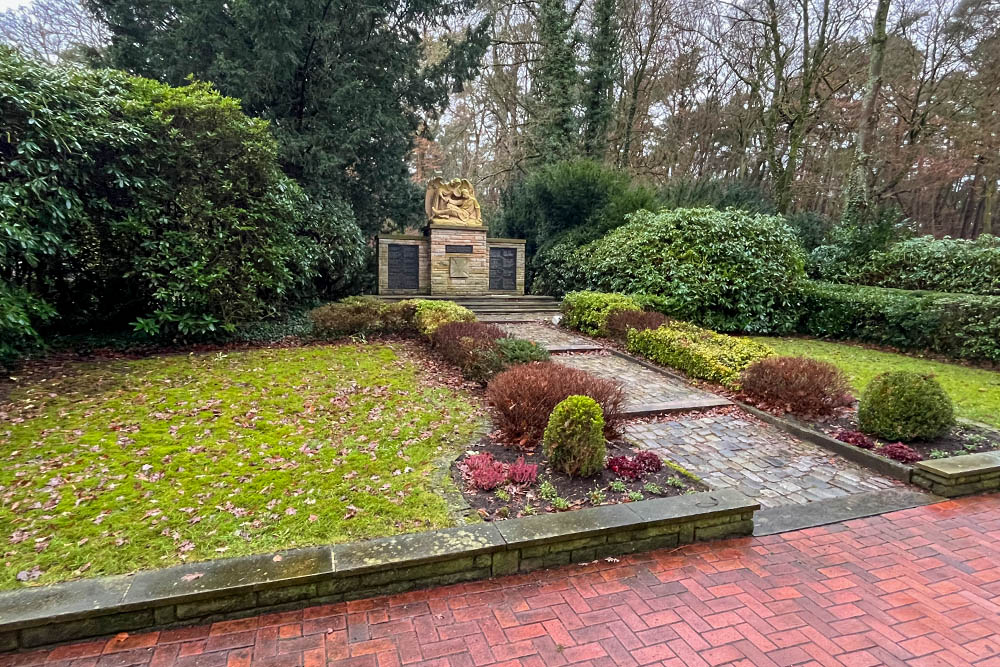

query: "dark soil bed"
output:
805 413 1000 463
452 435 708 521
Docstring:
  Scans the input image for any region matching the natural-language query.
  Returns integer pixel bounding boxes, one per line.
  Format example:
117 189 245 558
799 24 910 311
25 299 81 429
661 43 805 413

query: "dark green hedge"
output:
800 282 1000 363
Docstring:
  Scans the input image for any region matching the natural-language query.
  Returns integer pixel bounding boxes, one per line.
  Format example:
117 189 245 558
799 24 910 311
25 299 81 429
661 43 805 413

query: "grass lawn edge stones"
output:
0 488 758 650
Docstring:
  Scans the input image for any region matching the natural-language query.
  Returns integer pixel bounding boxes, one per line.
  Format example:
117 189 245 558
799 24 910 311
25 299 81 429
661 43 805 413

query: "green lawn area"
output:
0 343 483 590
753 336 1000 429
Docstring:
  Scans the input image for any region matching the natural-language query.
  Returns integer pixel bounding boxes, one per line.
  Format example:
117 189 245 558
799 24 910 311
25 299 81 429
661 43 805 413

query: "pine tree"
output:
85 0 489 235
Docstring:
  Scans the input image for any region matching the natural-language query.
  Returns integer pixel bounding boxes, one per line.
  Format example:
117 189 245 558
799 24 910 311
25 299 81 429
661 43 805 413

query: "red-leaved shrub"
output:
431 321 507 383
507 457 538 485
464 452 507 490
605 310 668 341
740 356 854 416
878 442 923 464
607 455 644 480
486 362 625 444
834 429 876 450
635 451 663 473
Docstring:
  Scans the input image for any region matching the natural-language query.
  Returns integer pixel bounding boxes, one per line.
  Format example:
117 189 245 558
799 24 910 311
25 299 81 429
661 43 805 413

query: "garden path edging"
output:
0 489 758 651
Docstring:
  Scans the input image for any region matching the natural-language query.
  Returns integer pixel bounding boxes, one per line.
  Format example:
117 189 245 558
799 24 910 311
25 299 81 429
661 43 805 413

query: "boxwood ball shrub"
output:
858 372 955 441
486 363 625 444
561 291 641 335
627 322 774 389
560 208 807 333
740 356 853 417
543 395 607 477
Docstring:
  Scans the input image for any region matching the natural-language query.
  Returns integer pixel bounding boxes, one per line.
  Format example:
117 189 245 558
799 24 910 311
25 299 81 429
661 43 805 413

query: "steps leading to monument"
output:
375 294 561 320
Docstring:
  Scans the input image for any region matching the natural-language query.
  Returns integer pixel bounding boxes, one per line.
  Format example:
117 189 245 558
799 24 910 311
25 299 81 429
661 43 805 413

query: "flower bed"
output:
452 435 706 521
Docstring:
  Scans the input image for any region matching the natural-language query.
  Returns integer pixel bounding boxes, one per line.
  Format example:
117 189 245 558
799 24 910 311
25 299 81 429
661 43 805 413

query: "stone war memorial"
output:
377 178 526 295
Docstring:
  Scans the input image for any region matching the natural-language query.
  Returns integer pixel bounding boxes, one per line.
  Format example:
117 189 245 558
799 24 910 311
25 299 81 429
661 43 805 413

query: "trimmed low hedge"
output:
309 297 475 339
800 282 1000 364
410 300 476 335
561 291 641 335
626 322 774 388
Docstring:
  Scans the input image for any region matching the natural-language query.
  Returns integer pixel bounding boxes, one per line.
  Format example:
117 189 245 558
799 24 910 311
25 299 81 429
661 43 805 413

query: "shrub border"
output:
604 345 915 482
0 489 757 651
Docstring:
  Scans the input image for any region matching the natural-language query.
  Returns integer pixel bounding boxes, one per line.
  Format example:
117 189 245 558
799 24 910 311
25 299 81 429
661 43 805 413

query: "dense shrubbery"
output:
486 363 625 444
494 159 659 258
539 208 806 333
658 178 776 214
309 298 415 338
740 356 853 417
855 236 1000 296
430 322 548 383
0 49 365 367
785 211 836 252
605 310 669 342
412 300 477 335
561 291 641 335
626 322 774 388
542 395 607 477
858 372 955 442
799 282 1000 363
432 321 507 382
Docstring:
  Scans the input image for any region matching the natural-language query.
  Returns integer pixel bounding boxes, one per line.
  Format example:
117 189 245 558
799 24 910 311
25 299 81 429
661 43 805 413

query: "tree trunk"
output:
841 0 890 225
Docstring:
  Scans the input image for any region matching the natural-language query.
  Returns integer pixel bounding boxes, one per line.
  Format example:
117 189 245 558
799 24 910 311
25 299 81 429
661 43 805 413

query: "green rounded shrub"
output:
858 372 955 441
552 208 807 333
542 395 607 477
561 291 641 335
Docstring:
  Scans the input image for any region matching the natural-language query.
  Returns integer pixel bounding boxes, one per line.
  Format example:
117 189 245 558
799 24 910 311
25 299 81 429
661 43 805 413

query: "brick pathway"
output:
626 413 900 508
10 495 1000 666
555 352 721 411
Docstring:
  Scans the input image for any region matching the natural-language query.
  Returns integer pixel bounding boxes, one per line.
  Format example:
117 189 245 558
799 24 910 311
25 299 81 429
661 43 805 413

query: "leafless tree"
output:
0 0 107 63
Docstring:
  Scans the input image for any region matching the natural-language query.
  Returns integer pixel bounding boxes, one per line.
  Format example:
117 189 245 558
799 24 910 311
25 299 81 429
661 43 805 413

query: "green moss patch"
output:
753 337 1000 429
0 344 482 590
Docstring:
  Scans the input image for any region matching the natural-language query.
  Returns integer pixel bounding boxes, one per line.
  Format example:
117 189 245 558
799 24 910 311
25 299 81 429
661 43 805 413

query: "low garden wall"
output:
911 452 1000 497
0 489 757 650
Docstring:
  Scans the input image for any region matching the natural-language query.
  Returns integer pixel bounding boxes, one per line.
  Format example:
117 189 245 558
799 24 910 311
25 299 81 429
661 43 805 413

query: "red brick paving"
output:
6 494 1000 666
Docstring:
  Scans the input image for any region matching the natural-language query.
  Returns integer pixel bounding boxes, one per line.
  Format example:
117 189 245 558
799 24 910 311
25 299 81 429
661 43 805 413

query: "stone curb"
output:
621 398 735 419
547 344 606 353
733 402 913 483
0 490 758 651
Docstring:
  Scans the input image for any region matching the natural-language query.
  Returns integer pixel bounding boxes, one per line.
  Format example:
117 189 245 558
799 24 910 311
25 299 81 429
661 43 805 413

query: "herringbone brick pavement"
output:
6 495 1000 666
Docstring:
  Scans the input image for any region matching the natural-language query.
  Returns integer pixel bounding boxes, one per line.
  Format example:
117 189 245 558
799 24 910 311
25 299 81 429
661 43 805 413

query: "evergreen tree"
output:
85 0 489 235
530 0 579 162
581 0 617 158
